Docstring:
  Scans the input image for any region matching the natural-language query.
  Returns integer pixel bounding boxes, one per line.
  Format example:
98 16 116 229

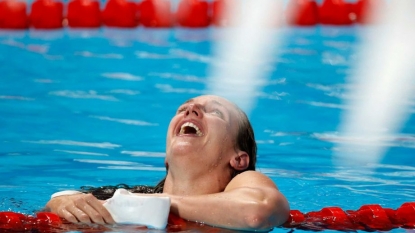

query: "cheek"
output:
211 123 233 147
167 117 178 136
166 120 176 147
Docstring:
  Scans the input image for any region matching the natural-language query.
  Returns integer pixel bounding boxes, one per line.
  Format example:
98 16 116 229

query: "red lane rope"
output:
284 202 415 231
1 203 414 232
0 0 382 29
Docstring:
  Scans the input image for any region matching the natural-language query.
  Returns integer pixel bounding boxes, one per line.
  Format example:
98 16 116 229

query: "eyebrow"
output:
182 98 224 108
211 100 224 107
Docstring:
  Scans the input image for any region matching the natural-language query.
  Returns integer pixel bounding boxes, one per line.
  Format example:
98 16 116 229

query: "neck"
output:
162 167 232 195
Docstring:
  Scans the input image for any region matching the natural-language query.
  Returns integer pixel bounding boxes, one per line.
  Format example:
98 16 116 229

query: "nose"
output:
185 104 202 118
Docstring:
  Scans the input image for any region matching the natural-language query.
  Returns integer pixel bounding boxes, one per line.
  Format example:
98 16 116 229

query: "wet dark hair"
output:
81 180 165 200
83 100 256 199
234 106 257 174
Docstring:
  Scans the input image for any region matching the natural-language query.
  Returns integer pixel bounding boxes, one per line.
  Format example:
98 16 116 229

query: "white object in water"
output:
103 188 171 229
50 190 82 199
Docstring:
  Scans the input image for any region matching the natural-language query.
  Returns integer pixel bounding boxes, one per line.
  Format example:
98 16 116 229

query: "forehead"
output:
184 95 240 117
186 95 234 108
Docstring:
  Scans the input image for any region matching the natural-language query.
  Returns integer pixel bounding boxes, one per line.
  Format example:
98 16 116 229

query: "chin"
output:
169 142 197 156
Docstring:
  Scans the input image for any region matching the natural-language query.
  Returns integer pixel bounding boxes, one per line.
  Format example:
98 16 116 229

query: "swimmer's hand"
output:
45 193 115 225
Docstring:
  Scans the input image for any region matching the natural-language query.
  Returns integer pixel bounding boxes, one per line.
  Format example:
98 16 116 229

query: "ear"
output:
230 151 250 171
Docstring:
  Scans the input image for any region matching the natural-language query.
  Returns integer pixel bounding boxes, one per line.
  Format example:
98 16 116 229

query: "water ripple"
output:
149 72 205 83
90 116 158 126
54 149 108 156
306 83 350 99
135 51 171 59
256 140 275 144
169 49 211 63
121 151 165 157
108 89 140 95
323 171 400 184
313 132 415 149
155 84 203 94
74 159 138 165
74 51 123 59
334 185 415 199
34 79 56 83
49 90 118 101
257 92 288 100
259 168 303 178
0 96 34 101
323 41 354 50
268 78 286 85
322 51 349 66
98 166 165 171
101 73 143 81
1 39 49 54
286 48 317 56
1 39 25 48
302 101 345 109
22 140 120 149
367 163 415 171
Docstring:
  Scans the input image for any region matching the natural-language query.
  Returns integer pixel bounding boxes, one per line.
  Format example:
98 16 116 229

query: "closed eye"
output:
177 106 186 114
211 109 223 118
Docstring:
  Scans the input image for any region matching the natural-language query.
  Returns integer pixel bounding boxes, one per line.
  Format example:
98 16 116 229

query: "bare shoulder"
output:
224 171 290 227
225 171 279 191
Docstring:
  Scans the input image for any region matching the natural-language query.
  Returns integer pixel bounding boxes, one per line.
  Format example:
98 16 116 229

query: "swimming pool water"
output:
1 26 414 233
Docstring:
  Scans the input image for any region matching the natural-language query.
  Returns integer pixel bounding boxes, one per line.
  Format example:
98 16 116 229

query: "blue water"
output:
1 26 414 233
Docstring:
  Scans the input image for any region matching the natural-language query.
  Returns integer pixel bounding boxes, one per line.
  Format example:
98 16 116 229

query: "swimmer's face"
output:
166 95 242 176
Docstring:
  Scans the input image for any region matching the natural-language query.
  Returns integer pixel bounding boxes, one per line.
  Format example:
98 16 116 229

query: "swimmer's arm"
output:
167 171 290 231
45 193 115 224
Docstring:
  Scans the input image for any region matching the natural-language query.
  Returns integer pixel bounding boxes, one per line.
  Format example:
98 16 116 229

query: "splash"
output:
206 0 284 115
334 1 415 168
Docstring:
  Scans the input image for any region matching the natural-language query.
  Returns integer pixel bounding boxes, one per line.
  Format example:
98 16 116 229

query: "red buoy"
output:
0 203 415 232
348 204 393 231
67 0 101 28
286 0 319 26
283 210 304 228
395 202 415 228
102 0 138 28
176 0 210 28
138 0 173 27
167 213 187 231
36 212 62 227
353 0 384 24
320 207 355 230
211 0 233 27
0 0 28 29
319 0 353 25
0 212 24 231
29 0 63 29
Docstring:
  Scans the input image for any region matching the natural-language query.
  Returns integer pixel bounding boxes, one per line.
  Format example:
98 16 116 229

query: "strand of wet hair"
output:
80 178 165 200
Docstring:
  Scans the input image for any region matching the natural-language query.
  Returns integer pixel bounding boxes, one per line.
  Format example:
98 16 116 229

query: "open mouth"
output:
178 122 203 136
